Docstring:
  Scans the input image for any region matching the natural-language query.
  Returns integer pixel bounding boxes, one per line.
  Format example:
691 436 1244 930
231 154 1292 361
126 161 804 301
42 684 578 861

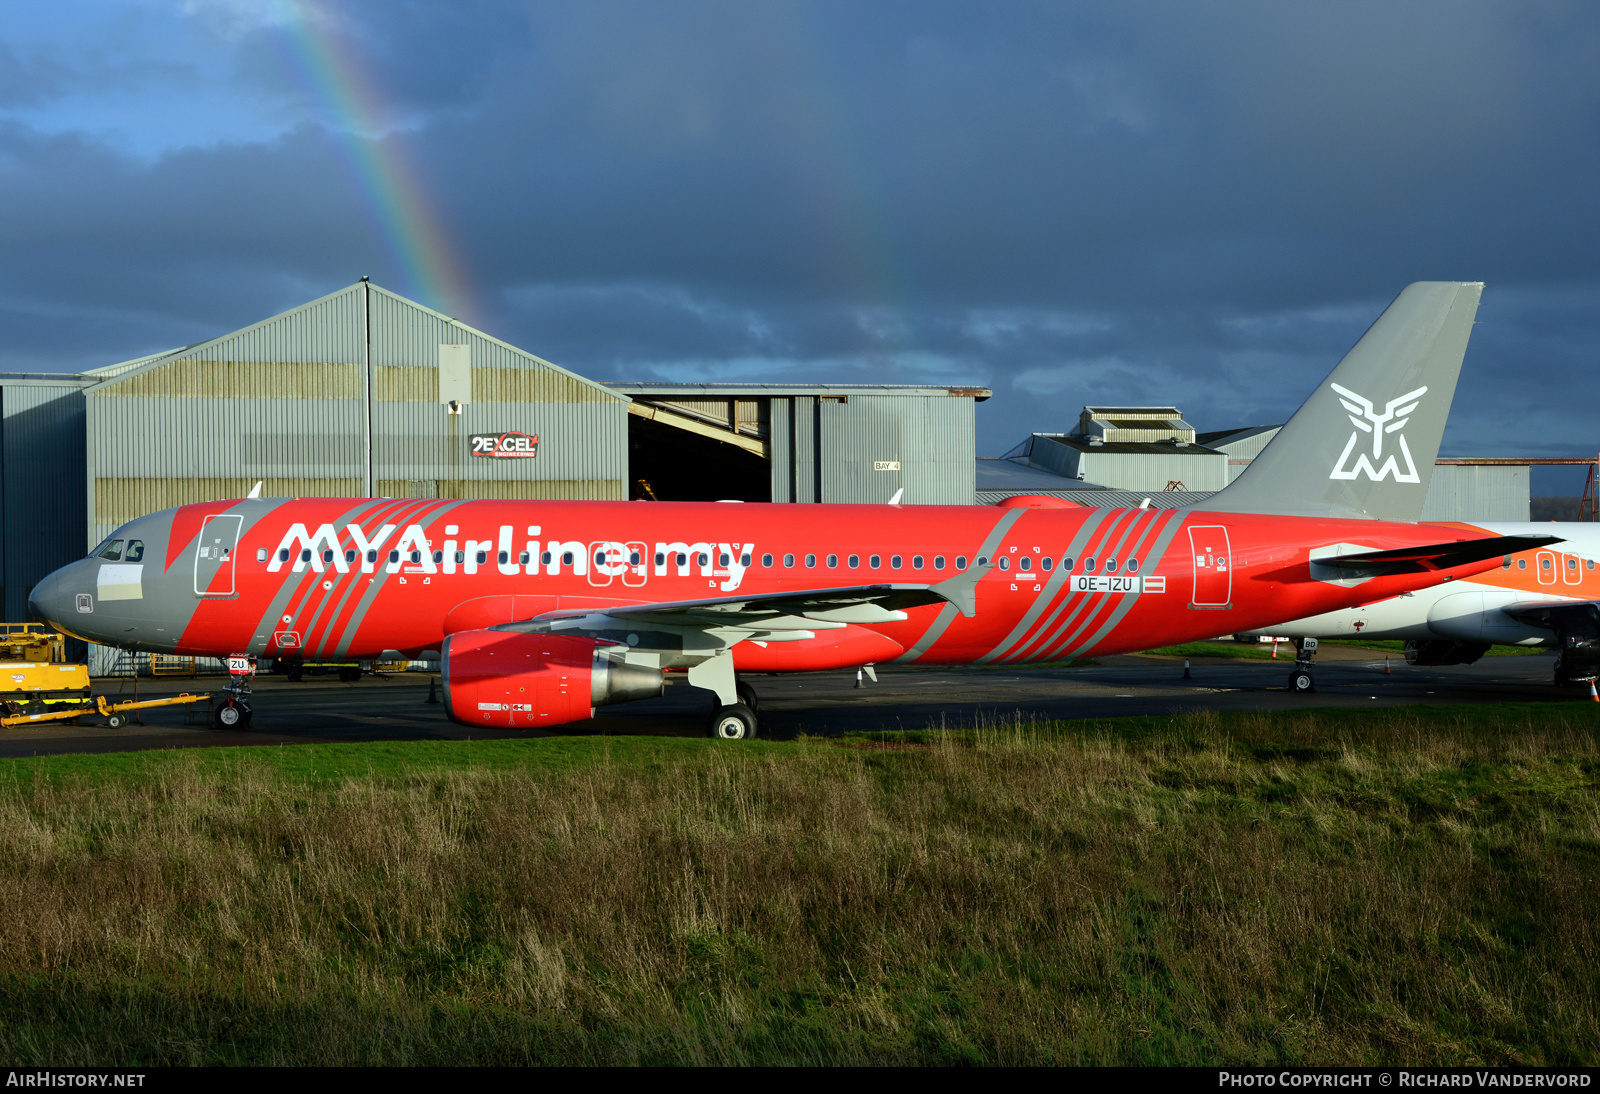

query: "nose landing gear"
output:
213 654 256 730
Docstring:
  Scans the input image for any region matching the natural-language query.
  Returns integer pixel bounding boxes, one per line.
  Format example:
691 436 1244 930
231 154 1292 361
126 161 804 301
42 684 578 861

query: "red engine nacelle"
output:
442 630 664 729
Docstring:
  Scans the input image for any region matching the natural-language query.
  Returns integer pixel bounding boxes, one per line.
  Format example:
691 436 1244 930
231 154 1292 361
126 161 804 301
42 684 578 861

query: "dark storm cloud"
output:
1 0 1597 463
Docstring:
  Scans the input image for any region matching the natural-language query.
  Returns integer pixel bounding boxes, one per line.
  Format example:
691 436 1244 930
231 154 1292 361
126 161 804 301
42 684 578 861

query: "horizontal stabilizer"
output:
1315 534 1562 579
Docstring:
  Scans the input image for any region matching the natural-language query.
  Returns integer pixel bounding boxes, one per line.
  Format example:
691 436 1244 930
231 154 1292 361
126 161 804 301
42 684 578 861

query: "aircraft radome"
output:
31 282 1558 738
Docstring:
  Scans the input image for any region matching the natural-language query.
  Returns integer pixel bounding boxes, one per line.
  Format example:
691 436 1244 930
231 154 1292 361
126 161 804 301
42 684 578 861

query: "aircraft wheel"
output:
338 667 360 683
708 703 758 740
286 666 304 683
1289 670 1315 694
735 681 758 710
212 700 251 730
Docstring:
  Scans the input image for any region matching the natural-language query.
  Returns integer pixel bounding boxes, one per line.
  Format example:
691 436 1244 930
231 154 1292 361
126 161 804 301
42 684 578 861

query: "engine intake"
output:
442 630 664 729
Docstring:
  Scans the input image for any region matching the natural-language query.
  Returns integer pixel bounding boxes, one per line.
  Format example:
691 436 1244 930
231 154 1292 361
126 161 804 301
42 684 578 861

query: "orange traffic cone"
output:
1590 680 1598 703
1271 640 1279 659
1384 655 1391 674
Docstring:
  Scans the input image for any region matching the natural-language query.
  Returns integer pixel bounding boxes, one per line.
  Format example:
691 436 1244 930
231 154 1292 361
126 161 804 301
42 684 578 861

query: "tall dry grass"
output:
0 708 1595 1064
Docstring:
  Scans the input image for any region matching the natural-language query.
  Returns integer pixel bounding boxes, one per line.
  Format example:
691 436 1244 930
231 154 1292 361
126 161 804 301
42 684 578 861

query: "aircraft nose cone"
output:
29 562 85 630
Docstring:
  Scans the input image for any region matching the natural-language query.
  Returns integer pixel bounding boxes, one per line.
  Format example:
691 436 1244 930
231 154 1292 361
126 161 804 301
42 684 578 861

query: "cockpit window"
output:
97 539 125 561
124 540 144 563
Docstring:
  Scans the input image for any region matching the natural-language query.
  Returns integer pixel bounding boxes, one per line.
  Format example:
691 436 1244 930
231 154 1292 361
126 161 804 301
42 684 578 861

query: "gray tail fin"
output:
1189 281 1482 521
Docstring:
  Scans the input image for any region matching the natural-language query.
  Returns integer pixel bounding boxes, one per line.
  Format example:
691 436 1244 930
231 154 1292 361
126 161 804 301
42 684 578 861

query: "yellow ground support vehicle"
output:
0 624 66 664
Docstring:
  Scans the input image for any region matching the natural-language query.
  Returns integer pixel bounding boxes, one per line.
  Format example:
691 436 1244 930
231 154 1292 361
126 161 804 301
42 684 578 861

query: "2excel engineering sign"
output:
470 432 540 459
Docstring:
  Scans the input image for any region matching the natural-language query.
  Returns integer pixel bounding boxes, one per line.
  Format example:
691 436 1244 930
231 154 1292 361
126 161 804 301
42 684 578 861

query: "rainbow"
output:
270 3 477 323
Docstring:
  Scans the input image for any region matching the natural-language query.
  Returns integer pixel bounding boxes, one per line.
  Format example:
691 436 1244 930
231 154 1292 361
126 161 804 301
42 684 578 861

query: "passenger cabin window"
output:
98 540 124 561
848 554 859 568
891 555 903 568
560 551 572 566
346 550 358 564
784 554 795 567
741 552 751 567
934 556 945 570
279 549 290 563
697 552 709 567
805 554 817 568
1062 557 1074 572
257 548 268 563
762 554 774 567
436 551 446 564
977 556 989 566
1127 558 1139 573
870 555 881 568
719 552 730 567
389 550 401 564
826 554 838 568
541 552 551 565
125 540 144 562
1018 556 1031 571
366 550 378 565
301 549 312 563
655 552 666 567
1518 559 1526 569
1502 557 1512 569
997 556 1008 571
1105 558 1118 573
956 556 967 570
1084 557 1097 573
1041 557 1053 571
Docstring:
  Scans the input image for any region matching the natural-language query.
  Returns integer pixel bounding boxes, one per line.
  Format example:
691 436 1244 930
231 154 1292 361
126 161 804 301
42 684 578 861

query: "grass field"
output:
0 703 1597 1065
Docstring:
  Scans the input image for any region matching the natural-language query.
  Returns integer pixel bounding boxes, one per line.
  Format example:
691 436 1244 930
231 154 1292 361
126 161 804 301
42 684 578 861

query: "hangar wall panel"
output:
1421 465 1529 522
817 395 975 505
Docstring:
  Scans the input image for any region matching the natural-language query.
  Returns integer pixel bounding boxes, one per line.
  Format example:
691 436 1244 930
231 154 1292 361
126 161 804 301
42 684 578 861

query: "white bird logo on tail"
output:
1328 382 1428 483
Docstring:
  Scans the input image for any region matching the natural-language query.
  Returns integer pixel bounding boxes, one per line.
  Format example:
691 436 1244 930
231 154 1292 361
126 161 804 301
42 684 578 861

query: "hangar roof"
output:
605 382 991 400
83 281 623 402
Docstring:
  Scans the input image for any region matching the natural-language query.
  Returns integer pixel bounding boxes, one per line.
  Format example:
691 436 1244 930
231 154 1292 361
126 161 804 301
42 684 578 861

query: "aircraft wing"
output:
1314 533 1562 579
508 583 953 631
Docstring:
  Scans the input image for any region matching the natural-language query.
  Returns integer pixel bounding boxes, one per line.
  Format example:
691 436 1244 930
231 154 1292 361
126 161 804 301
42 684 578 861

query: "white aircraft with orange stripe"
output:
1242 522 1600 684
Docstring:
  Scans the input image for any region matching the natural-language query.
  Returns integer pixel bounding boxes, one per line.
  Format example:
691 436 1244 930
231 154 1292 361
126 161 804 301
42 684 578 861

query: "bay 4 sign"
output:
470 432 540 459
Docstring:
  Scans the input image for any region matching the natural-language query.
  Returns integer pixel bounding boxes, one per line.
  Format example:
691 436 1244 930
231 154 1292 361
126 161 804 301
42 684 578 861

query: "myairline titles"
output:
269 523 755 592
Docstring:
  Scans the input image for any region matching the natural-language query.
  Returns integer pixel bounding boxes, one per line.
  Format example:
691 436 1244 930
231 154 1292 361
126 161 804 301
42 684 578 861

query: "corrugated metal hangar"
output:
0 283 1579 631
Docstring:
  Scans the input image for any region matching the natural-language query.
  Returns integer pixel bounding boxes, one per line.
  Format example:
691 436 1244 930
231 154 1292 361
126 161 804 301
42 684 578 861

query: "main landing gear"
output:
1288 637 1318 694
710 703 758 740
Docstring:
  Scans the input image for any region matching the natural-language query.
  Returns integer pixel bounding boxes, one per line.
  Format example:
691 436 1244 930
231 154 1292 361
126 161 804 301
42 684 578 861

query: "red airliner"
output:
32 282 1548 737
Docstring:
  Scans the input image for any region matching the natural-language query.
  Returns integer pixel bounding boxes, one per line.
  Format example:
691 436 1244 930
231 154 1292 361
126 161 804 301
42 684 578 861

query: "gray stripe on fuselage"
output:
325 499 457 656
1067 510 1188 659
1028 509 1156 661
893 507 1028 663
254 498 438 657
975 508 1111 664
1006 508 1138 662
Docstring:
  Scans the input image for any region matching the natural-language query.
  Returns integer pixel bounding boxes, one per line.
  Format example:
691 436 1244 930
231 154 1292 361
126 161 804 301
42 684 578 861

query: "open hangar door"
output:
624 400 770 502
